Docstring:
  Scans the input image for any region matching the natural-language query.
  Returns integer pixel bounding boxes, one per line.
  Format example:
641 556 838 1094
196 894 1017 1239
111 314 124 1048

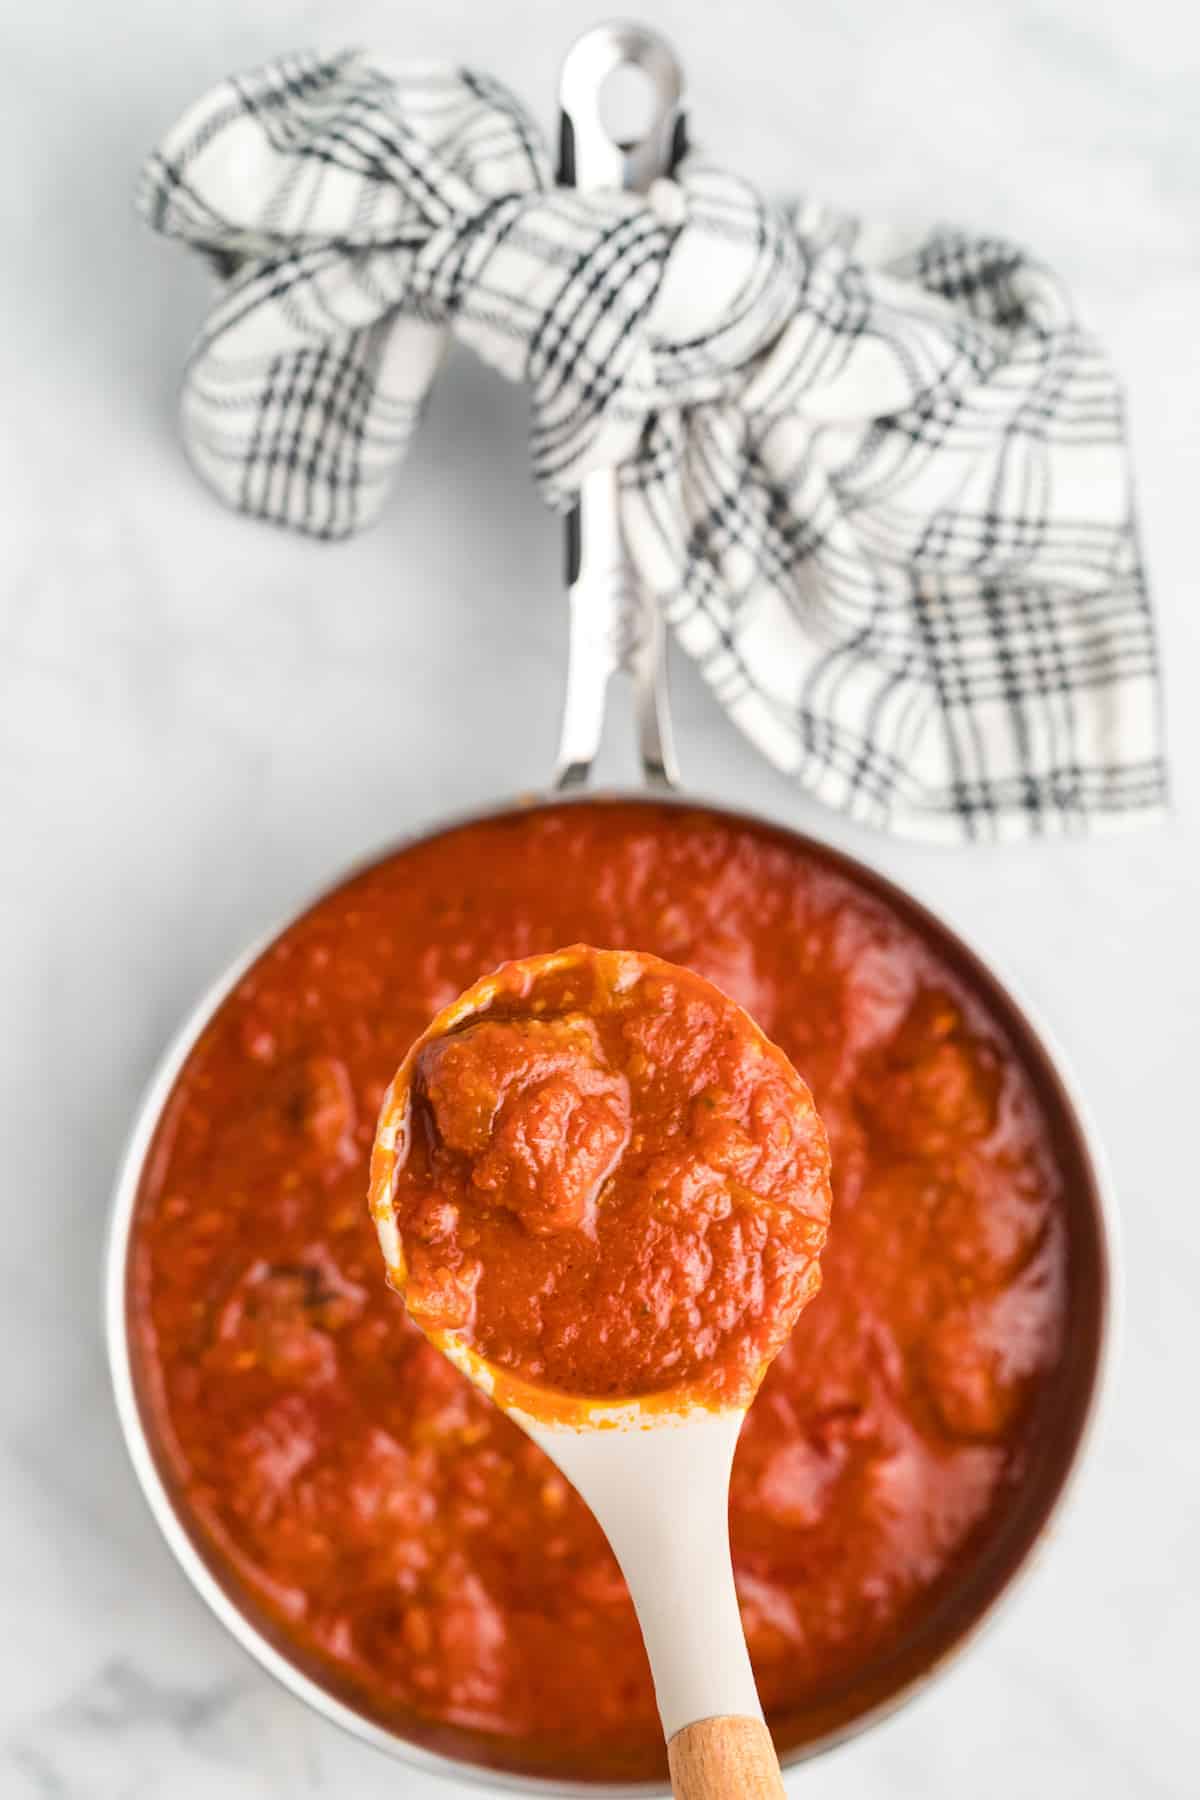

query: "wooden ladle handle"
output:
667 1716 786 1798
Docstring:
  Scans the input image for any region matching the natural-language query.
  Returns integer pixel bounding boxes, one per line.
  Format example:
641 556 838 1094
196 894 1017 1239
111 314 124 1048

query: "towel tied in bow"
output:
138 50 1165 841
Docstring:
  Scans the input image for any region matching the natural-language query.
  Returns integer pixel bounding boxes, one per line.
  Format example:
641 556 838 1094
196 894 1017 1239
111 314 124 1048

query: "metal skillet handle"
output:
554 22 685 792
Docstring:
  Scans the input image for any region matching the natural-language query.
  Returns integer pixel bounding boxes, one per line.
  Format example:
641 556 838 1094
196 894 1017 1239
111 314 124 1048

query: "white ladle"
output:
371 944 799 1797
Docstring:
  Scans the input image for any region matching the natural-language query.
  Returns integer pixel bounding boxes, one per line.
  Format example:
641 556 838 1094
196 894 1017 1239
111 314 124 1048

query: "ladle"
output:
369 943 835 1796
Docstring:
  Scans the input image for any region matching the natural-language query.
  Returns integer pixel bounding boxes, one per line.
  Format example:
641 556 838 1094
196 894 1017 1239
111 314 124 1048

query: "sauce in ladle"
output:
370 947 833 1418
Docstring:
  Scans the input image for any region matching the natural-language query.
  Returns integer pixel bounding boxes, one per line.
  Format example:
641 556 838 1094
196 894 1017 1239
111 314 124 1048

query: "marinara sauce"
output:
371 946 832 1410
128 801 1067 1778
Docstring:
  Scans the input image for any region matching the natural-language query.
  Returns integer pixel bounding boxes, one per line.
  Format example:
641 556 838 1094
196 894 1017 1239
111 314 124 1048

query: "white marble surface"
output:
2 0 1197 1794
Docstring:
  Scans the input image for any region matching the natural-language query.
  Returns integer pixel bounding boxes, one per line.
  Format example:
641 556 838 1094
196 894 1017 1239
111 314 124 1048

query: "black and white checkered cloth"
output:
138 50 1166 841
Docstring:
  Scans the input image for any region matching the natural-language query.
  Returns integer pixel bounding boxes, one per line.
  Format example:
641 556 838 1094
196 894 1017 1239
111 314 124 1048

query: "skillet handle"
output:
553 23 684 792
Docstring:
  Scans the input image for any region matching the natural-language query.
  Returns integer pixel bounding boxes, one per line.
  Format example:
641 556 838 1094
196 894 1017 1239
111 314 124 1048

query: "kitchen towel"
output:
138 50 1165 841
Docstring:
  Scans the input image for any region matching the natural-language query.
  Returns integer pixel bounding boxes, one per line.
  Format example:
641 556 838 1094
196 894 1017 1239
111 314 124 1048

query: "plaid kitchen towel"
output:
138 51 1166 842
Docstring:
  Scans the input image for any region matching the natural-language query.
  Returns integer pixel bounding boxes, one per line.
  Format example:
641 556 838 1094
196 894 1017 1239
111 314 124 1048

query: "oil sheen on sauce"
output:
129 802 1067 1778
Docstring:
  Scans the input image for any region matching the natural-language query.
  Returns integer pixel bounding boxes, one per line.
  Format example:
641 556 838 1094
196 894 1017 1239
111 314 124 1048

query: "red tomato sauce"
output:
371 947 832 1408
128 801 1067 1778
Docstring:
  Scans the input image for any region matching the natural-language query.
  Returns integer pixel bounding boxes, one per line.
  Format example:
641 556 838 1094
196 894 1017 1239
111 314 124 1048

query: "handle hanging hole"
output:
598 61 658 148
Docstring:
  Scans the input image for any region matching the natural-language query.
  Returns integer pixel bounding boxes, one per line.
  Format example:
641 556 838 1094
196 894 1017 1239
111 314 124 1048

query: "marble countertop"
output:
3 0 1196 1794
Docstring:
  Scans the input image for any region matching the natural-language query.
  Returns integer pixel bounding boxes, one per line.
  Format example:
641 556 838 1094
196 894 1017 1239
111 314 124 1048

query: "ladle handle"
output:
536 1409 787 1800
668 1717 787 1799
554 21 683 792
